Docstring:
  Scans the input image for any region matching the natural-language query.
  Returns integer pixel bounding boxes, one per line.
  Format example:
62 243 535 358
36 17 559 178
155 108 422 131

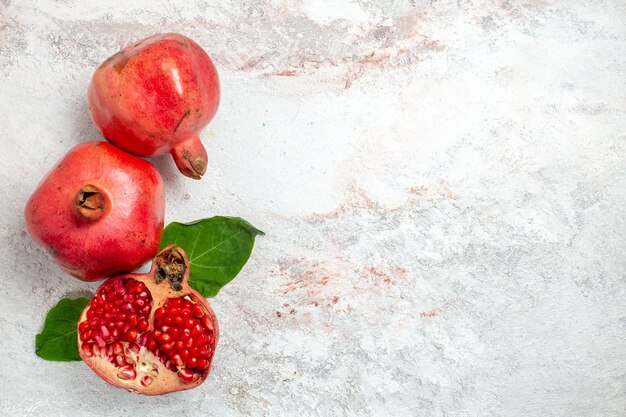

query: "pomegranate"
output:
88 33 220 179
77 246 219 395
24 141 164 281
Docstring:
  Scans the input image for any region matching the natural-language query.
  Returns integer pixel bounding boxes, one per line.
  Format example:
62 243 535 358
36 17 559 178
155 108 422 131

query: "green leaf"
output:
36 297 90 361
159 216 264 297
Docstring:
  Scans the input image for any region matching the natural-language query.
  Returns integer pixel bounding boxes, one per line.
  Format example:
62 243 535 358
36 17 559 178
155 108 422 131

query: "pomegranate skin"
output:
88 33 220 179
24 142 165 281
78 246 219 395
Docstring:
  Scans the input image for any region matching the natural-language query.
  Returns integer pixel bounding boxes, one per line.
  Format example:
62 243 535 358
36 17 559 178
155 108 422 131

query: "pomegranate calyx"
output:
154 246 187 291
74 184 107 221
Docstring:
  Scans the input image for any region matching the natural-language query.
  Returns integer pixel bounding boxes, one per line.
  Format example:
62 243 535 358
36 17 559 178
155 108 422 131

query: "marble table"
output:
0 1 624 416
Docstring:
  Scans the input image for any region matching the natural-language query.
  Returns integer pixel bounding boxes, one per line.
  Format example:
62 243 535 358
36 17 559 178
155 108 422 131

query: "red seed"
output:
185 317 197 328
140 376 153 386
194 333 207 346
172 354 183 367
168 298 182 308
189 347 199 358
80 330 91 342
175 341 184 351
183 337 193 348
117 366 136 380
191 304 203 317
128 343 140 353
127 313 138 327
196 359 208 370
137 319 149 331
173 316 183 326
82 343 93 356
161 342 174 351
115 355 125 366
134 299 145 308
125 329 138 341
192 324 204 336
180 349 189 362
180 309 191 318
178 368 199 382
100 325 110 340
94 335 106 348
154 307 166 320
112 341 124 355
201 315 214 331
159 333 172 343
146 337 157 351
78 321 89 332
198 344 210 356
187 357 198 368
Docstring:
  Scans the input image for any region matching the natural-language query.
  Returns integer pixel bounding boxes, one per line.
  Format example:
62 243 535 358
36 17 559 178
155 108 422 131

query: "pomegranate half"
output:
88 33 220 179
24 141 164 281
77 245 219 395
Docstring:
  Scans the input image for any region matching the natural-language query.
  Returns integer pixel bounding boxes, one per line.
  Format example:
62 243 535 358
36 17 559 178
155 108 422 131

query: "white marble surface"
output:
1 1 625 416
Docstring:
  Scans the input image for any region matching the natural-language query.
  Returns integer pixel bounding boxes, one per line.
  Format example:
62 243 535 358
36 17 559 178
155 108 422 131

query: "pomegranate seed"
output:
187 357 198 368
164 316 174 326
154 308 166 320
106 345 113 357
100 325 110 340
153 330 163 339
127 313 138 327
182 328 191 337
125 329 138 341
189 347 199 358
111 307 120 314
196 359 208 370
146 337 157 351
159 333 172 343
178 368 199 382
115 355 125 366
123 293 133 303
138 333 149 346
192 324 204 336
134 299 145 308
194 333 207 346
191 304 203 317
172 354 183 367
78 321 89 332
185 317 197 328
202 315 214 331
117 313 127 321
180 309 191 318
180 349 189 362
82 343 93 356
104 312 113 321
198 344 210 355
112 329 120 338
115 321 124 329
112 342 124 355
80 330 91 342
117 366 137 380
174 316 183 326
139 291 149 298
161 342 174 351
183 337 193 348
137 319 149 331
168 298 182 308
94 335 106 348
140 376 153 387
175 341 184 351
128 343 140 353
86 309 95 319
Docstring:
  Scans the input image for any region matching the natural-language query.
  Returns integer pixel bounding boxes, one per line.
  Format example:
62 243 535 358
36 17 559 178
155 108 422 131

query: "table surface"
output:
1 1 625 416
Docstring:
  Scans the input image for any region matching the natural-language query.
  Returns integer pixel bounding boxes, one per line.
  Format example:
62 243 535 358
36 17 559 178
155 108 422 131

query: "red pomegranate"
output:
24 141 165 281
88 33 220 179
77 246 219 395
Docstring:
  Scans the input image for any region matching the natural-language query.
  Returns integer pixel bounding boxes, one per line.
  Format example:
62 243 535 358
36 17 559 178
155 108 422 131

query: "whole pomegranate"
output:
24 142 165 281
77 246 219 395
88 33 220 179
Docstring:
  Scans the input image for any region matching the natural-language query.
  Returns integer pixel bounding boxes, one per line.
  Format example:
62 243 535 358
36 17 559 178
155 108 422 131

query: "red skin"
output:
88 33 220 179
24 142 165 281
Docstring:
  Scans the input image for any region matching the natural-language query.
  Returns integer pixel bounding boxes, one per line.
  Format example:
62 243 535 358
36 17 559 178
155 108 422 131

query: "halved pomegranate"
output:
77 245 219 395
